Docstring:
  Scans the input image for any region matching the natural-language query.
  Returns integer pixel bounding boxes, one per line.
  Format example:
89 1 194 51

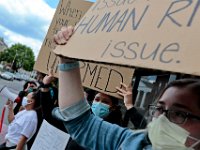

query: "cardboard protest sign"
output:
31 120 70 150
33 0 135 98
54 0 200 76
80 62 134 98
34 0 93 74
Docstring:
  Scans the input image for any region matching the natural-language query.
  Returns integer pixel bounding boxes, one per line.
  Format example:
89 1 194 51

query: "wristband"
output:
40 83 51 88
58 61 79 71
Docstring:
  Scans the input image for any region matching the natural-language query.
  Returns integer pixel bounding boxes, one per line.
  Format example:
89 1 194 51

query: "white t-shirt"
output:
5 109 38 144
0 124 8 144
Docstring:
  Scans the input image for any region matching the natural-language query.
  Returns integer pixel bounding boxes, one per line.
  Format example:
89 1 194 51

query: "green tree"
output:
0 43 35 71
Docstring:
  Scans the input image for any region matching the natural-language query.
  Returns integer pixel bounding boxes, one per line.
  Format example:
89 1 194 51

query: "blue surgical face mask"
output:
27 87 33 93
91 102 110 118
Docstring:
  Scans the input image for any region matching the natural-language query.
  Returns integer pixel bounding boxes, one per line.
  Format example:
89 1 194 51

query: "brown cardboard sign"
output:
34 0 93 75
80 62 134 98
34 0 135 98
54 0 200 76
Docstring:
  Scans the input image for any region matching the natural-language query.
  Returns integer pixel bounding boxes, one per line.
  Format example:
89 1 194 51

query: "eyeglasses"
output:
148 104 200 124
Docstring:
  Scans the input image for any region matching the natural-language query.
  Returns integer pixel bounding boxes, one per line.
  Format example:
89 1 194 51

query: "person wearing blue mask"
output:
91 92 123 126
53 26 200 150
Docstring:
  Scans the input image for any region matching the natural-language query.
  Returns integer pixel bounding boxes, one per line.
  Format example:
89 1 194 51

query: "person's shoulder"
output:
23 110 37 120
27 110 37 116
16 109 26 116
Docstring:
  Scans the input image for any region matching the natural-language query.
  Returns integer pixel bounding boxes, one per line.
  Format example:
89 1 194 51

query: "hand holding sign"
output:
53 26 74 45
54 26 76 64
116 83 134 110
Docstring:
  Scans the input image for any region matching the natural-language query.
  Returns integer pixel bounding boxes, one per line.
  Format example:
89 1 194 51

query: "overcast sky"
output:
0 0 95 59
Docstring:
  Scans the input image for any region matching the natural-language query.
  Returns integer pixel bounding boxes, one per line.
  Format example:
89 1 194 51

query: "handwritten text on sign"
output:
34 0 93 75
55 0 200 76
44 58 135 98
80 62 134 98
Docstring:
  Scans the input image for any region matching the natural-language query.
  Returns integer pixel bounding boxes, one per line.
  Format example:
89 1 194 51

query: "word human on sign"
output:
55 0 200 76
80 62 134 98
77 0 199 34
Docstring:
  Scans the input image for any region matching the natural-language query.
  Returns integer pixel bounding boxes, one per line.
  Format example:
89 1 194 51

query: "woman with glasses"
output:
53 26 200 150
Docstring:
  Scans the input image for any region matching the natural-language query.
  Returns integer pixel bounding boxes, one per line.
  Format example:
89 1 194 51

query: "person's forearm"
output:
59 60 84 109
16 135 27 150
8 108 14 123
125 104 134 110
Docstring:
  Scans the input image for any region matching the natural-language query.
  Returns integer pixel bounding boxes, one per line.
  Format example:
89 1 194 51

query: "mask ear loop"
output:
188 136 200 148
190 140 200 148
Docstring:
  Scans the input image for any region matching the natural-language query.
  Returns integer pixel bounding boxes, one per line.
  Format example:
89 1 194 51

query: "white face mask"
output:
22 97 32 107
148 115 200 150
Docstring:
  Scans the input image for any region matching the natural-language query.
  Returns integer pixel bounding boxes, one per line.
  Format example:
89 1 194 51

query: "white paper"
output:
31 120 70 150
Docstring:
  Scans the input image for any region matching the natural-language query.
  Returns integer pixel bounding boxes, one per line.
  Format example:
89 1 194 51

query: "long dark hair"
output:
23 81 37 91
31 90 41 110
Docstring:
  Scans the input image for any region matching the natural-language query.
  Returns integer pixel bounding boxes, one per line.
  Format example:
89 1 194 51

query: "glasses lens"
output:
168 110 186 124
148 106 155 116
149 105 163 117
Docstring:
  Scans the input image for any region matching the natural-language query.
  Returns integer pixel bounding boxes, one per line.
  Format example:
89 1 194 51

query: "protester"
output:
83 88 122 126
52 26 200 150
39 71 86 150
116 82 147 129
85 84 145 128
91 92 123 126
0 91 40 150
14 81 37 114
39 70 65 131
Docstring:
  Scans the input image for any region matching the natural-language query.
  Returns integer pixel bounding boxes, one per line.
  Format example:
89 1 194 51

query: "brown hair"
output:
158 78 200 108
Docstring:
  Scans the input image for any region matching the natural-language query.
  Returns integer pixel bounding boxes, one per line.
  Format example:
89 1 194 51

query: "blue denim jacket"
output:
53 99 152 150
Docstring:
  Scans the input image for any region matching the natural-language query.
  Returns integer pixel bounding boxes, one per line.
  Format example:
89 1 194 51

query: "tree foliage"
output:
0 43 35 71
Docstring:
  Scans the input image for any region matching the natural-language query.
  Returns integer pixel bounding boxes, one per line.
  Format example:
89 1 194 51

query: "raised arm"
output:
54 26 84 109
116 83 147 129
116 82 134 110
53 27 150 150
6 100 15 123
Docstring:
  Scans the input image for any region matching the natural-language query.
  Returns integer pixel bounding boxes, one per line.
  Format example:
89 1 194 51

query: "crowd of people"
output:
0 26 199 150
0 69 146 149
52 26 200 150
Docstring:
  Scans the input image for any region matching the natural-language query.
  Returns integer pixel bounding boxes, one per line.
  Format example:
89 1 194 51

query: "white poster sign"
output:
31 120 70 150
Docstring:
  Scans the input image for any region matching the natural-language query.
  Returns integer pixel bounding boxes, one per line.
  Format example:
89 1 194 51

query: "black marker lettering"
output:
158 0 192 28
